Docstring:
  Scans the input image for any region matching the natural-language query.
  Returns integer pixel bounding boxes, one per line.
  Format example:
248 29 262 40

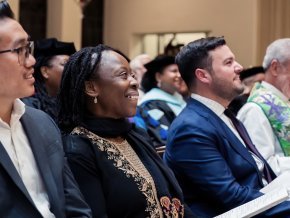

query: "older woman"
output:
134 55 186 154
58 45 193 217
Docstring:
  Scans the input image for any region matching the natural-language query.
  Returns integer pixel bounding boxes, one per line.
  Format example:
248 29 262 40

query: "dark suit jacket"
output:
0 106 91 218
164 98 290 217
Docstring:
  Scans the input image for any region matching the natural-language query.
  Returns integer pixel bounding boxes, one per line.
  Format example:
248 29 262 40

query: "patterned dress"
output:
63 118 191 218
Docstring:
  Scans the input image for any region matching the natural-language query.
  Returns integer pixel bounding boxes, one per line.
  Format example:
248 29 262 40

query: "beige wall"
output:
46 0 82 50
46 0 63 40
10 0 261 66
104 0 258 67
8 0 19 20
256 0 290 64
10 0 82 50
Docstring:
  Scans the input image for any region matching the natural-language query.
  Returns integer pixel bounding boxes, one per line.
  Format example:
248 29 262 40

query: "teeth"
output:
25 74 33 79
127 96 138 99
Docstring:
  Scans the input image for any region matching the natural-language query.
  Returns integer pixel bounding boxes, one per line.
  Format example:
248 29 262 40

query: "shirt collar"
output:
0 99 26 127
191 93 226 116
261 81 288 102
10 99 26 125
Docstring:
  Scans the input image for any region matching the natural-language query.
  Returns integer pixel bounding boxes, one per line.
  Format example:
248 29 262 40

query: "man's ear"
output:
84 80 99 97
269 59 279 77
40 66 49 79
195 68 211 84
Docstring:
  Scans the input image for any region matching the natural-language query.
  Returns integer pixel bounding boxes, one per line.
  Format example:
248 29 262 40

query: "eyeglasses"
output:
0 41 34 66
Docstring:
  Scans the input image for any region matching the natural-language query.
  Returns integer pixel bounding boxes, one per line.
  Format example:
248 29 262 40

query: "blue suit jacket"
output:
164 98 290 217
0 106 91 218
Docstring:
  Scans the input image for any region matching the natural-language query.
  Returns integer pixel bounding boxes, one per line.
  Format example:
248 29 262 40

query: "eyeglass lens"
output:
18 42 34 65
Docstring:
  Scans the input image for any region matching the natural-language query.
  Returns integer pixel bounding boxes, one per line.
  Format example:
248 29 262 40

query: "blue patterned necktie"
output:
224 109 273 183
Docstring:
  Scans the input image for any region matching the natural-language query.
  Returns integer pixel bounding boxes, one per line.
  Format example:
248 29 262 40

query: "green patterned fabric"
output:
248 83 290 156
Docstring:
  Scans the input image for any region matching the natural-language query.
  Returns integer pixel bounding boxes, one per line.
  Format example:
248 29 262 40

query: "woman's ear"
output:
155 72 162 84
40 66 49 79
84 80 99 97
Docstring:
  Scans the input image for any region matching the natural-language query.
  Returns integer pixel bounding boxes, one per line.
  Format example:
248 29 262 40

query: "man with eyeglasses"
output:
238 38 290 176
0 41 34 65
0 1 92 217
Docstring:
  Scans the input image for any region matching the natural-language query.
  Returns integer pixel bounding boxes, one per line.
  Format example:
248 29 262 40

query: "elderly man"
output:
164 36 290 217
238 38 290 176
0 1 91 217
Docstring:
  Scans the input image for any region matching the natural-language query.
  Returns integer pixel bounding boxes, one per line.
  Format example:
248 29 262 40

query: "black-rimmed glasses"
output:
0 41 34 65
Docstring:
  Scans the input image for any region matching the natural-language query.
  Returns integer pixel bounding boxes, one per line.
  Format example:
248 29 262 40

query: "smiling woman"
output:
58 44 194 217
134 55 187 154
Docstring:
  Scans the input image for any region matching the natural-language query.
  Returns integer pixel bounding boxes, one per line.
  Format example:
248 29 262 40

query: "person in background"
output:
134 55 186 155
22 38 76 121
178 78 190 101
58 44 194 217
238 38 290 176
228 66 265 115
130 53 151 95
164 36 290 217
240 66 265 95
0 1 91 217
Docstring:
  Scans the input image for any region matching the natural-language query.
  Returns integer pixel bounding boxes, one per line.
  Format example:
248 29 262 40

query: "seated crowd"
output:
0 1 290 217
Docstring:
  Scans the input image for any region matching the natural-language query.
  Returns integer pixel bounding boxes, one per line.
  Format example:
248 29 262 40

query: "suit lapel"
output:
189 99 260 171
20 110 61 213
216 118 260 168
0 142 35 205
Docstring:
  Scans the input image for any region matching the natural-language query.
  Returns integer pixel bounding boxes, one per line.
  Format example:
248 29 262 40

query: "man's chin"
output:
229 88 245 102
21 89 35 98
236 86 245 95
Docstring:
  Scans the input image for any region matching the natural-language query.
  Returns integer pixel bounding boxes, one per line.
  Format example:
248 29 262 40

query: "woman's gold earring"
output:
94 97 98 104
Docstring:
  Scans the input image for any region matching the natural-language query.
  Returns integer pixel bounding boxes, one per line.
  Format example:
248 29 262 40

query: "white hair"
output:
263 38 290 70
129 54 151 70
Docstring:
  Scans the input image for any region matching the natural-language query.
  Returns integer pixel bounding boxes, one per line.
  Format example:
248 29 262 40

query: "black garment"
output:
228 94 249 116
21 80 58 122
63 117 194 218
135 100 176 148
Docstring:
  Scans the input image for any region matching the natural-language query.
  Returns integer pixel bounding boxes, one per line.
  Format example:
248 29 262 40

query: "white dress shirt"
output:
0 99 55 218
238 81 290 176
192 94 268 185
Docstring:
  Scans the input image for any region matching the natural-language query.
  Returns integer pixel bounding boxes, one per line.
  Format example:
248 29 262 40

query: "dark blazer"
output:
0 106 91 218
164 98 290 217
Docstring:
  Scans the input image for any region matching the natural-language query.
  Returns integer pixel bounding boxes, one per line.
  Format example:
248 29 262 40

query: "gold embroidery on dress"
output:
160 197 184 218
72 126 163 218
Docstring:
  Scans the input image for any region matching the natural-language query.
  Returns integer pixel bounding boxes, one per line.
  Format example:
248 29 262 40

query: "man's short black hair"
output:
176 36 226 89
0 0 14 19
